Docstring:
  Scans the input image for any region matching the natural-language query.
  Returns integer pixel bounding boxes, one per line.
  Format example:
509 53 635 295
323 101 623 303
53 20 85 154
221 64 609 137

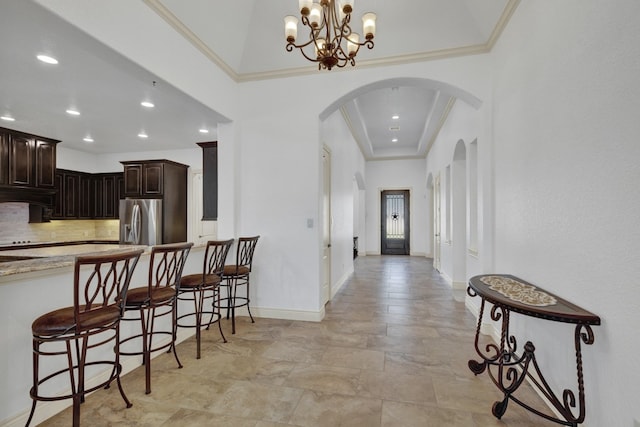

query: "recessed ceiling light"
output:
1 116 15 122
199 129 209 134
392 138 398 143
37 54 58 65
66 109 80 116
389 126 400 131
83 137 94 143
138 132 148 139
392 115 399 120
141 101 154 108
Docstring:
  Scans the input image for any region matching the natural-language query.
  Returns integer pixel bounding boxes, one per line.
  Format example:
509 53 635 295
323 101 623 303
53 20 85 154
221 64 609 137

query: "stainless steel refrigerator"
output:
119 199 162 245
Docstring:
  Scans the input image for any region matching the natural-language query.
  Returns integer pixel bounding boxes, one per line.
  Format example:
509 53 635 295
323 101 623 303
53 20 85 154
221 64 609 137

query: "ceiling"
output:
0 0 517 158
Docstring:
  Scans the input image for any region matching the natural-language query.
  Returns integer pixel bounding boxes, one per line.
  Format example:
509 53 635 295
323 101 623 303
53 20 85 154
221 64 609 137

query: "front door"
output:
381 190 410 255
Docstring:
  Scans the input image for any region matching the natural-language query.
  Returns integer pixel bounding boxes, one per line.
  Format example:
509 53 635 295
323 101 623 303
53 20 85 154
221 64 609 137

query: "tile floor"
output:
39 256 557 426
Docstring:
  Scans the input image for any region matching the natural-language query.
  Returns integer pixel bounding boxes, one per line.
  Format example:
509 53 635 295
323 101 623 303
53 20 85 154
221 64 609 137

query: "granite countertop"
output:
0 244 149 278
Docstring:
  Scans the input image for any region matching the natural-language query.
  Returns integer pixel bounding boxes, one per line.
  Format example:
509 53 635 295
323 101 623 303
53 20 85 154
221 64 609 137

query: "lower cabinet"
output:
52 169 123 220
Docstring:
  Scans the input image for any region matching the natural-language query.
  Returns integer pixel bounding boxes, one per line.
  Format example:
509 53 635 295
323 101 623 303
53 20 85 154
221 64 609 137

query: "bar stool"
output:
219 236 260 334
26 249 143 427
119 242 192 394
177 239 233 359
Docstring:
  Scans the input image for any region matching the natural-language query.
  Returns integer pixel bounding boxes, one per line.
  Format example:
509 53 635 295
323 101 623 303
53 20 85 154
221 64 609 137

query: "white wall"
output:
365 159 428 256
321 110 366 293
426 99 490 286
490 2 640 426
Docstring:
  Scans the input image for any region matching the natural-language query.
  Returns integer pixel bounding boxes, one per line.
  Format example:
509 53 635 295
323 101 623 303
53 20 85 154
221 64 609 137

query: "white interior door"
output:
433 173 442 271
322 147 332 305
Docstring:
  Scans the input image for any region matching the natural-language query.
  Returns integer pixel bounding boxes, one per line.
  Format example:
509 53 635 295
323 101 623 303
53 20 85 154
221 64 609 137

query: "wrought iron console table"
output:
467 274 600 426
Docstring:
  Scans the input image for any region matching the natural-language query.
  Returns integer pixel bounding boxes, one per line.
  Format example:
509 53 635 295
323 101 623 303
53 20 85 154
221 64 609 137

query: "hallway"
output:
40 256 552 426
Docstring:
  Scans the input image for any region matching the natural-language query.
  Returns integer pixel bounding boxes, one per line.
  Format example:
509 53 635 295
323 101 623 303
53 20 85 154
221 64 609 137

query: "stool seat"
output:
32 305 120 336
180 273 221 288
222 265 250 276
126 286 176 306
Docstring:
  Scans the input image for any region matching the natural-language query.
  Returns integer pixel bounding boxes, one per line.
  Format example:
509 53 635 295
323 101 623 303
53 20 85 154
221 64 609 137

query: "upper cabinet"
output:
9 133 33 186
35 139 57 188
122 161 166 197
52 169 123 220
0 127 58 189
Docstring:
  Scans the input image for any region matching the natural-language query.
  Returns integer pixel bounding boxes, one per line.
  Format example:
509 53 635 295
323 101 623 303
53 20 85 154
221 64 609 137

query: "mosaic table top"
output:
468 274 600 325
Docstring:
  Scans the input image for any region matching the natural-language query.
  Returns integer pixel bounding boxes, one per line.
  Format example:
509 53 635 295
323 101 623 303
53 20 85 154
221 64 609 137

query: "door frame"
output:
433 174 441 271
321 146 332 305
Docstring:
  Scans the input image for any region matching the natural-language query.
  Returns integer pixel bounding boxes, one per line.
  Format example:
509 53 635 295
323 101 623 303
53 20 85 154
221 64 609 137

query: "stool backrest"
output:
204 239 234 278
234 235 260 272
74 249 144 325
148 242 193 290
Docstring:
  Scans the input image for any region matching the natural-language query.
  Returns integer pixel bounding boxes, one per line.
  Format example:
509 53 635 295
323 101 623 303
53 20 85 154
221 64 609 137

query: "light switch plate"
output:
306 218 314 228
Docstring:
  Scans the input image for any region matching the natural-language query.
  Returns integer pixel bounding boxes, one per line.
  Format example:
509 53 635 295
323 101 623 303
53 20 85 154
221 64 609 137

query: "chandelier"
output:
284 0 377 70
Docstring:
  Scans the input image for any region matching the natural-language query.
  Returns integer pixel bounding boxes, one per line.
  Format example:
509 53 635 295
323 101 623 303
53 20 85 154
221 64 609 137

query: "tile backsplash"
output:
0 203 119 244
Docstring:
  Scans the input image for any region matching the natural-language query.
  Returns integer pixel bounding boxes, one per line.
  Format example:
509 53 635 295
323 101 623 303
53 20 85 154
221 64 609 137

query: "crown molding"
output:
143 0 240 82
425 97 457 158
145 0 520 83
486 0 521 50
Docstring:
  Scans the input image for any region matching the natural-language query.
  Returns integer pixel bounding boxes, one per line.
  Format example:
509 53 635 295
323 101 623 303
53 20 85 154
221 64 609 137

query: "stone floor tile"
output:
289 391 382 427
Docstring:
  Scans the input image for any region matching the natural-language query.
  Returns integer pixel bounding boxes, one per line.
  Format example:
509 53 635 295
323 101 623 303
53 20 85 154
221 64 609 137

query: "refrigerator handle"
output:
131 204 141 244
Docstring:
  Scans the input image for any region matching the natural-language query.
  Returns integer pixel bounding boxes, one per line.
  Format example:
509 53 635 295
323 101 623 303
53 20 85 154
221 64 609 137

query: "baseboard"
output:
452 280 467 290
441 271 453 287
249 306 325 322
331 267 354 299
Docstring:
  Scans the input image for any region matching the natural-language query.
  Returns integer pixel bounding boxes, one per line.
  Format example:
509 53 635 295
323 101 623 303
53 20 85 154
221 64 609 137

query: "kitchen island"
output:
0 243 147 278
0 242 205 427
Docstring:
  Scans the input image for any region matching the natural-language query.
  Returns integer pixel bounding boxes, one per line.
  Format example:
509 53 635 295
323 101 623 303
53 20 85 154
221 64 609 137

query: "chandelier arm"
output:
363 39 375 50
286 38 318 51
293 44 322 63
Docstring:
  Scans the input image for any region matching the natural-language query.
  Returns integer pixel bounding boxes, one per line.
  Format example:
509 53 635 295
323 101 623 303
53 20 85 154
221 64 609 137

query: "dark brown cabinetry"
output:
0 128 59 222
78 173 93 219
9 134 33 186
197 142 218 220
121 160 188 243
122 161 167 197
0 132 8 185
35 139 57 188
93 173 123 219
53 169 79 219
0 127 58 189
52 169 123 220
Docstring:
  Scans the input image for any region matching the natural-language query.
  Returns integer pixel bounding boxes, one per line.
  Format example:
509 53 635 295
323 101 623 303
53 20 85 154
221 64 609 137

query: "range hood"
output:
0 186 56 222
